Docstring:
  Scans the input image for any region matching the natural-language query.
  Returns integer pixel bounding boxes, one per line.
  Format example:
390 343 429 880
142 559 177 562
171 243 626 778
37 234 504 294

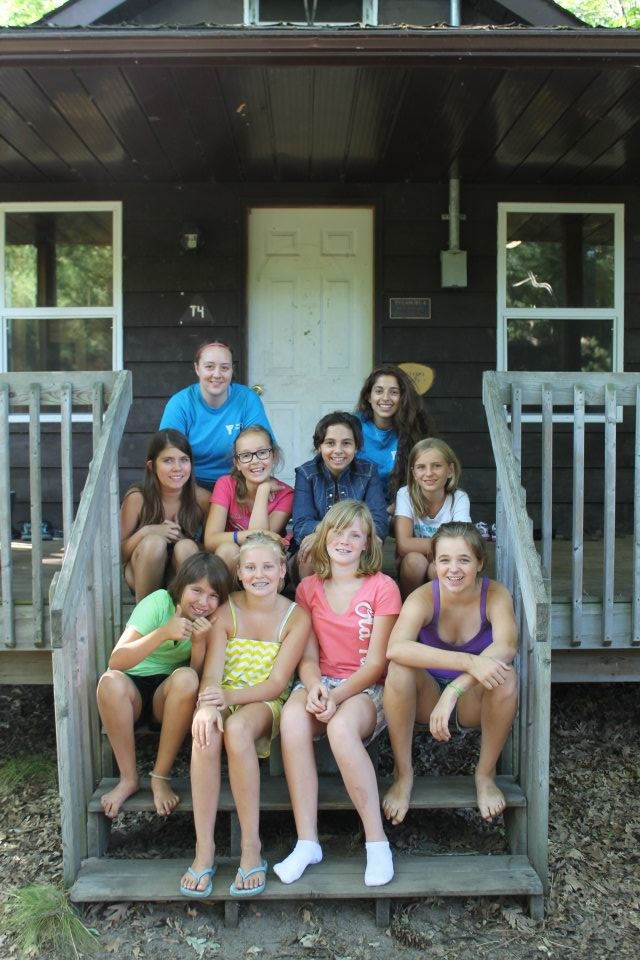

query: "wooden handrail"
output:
50 371 131 646
47 371 131 885
483 371 551 898
483 373 550 635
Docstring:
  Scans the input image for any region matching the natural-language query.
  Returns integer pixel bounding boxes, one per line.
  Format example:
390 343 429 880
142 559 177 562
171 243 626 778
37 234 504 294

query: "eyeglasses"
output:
235 447 273 464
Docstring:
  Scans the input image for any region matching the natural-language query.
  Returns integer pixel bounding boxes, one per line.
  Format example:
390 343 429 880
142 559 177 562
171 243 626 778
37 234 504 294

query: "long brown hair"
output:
356 364 433 501
129 429 204 539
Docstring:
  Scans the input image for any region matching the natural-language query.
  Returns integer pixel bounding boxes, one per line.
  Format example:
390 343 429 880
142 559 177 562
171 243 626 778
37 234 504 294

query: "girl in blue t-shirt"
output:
159 341 274 489
355 364 433 508
96 553 230 819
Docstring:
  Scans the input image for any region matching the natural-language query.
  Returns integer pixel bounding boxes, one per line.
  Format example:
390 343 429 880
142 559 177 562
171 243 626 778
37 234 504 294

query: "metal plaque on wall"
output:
389 297 431 320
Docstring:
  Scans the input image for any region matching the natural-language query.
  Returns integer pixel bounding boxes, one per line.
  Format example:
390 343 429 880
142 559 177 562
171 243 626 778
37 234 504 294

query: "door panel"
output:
248 207 374 485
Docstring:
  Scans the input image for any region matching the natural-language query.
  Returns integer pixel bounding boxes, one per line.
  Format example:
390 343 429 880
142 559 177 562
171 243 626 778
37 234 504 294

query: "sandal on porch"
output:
179 865 216 898
229 859 268 898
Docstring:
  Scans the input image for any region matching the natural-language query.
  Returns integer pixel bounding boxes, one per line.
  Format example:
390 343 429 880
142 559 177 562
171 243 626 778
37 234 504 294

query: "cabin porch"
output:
2 370 639 922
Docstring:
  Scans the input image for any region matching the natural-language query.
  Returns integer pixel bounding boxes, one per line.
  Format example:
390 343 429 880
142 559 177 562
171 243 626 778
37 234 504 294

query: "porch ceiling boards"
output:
1 27 640 184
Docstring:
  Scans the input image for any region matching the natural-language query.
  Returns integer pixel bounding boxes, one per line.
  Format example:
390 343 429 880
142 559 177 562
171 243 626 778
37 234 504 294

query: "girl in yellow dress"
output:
179 532 310 899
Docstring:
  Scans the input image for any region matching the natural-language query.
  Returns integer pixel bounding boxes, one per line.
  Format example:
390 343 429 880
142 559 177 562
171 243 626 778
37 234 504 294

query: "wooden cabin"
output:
0 0 638 925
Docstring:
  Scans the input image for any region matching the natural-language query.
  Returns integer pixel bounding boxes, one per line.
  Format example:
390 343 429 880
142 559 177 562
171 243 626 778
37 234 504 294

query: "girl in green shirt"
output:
97 553 230 818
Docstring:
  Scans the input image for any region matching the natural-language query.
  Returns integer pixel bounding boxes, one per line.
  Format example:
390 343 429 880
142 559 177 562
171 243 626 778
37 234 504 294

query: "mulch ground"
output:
0 682 638 959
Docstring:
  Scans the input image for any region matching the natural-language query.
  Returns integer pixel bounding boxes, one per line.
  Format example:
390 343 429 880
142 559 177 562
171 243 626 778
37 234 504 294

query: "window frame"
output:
244 0 378 25
497 202 625 423
0 200 123 422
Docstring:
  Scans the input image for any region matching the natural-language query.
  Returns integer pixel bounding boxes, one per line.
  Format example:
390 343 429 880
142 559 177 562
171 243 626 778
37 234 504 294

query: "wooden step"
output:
69 853 544 925
89 774 527 815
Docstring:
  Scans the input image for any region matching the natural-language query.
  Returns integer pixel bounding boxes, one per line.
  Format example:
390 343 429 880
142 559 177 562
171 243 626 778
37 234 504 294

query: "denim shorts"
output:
292 676 386 745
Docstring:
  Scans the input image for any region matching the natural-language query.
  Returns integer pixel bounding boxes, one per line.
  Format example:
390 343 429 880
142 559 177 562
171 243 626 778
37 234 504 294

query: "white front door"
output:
247 206 374 485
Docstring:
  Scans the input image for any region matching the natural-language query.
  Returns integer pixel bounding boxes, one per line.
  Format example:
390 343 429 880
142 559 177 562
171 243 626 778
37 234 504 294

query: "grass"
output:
3 883 98 959
0 753 57 791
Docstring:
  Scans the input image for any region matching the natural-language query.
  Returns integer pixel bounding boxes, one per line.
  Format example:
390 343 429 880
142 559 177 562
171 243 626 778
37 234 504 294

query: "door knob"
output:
251 384 264 396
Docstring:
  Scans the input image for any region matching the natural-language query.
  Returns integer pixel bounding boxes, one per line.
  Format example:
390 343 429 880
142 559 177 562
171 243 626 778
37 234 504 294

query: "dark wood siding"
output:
1 179 636 535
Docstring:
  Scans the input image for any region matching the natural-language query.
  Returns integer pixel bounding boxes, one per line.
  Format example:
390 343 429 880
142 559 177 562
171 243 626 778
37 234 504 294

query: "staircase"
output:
53 370 550 925
70 767 542 926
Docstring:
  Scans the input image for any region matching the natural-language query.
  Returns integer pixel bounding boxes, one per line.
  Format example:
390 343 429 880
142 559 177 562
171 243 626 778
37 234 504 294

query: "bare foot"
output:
475 772 506 821
382 773 413 825
150 773 180 816
100 776 139 819
233 847 266 893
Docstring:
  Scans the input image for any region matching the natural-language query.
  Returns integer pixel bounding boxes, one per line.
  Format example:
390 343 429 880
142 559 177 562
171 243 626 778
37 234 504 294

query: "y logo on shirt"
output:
225 423 242 436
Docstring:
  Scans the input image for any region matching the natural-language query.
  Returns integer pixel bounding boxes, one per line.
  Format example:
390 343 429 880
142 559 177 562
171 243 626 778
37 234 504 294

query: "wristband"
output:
448 681 464 698
233 530 239 545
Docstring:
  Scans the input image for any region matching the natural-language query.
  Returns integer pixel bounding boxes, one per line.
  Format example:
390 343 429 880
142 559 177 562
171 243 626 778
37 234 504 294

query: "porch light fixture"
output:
506 239 522 249
179 223 205 252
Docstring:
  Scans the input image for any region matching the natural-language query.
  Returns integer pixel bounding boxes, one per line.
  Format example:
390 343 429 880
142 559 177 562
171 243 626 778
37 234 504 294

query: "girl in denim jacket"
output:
289 412 388 583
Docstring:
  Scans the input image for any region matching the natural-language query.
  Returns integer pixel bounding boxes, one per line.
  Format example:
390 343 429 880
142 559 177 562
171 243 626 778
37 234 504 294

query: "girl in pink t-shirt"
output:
274 500 401 888
204 426 293 575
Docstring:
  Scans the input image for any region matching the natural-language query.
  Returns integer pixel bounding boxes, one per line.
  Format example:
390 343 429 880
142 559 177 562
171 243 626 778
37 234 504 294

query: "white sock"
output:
364 840 394 887
273 840 323 884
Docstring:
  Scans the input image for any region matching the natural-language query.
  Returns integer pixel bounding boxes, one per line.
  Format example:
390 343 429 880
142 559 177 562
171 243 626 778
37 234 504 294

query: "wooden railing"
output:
487 372 640 651
483 372 551 893
48 371 132 884
0 373 130 652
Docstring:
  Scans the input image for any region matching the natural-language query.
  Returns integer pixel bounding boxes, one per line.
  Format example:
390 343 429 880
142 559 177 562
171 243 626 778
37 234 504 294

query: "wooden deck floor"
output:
1 538 65 605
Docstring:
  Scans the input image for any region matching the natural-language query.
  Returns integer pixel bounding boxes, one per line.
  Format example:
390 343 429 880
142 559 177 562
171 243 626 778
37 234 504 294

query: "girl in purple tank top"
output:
418 576 494 682
382 521 518 825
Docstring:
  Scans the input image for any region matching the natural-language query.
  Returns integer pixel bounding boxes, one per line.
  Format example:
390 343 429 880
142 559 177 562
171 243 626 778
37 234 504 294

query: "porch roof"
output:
1 26 640 185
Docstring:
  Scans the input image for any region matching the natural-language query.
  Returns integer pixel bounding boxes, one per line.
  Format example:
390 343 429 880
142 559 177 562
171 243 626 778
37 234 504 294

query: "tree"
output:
0 1 66 26
555 0 640 27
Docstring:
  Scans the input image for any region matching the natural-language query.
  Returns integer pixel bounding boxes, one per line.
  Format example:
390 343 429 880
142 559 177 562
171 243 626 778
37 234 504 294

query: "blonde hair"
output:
407 437 462 520
311 500 382 580
238 530 287 563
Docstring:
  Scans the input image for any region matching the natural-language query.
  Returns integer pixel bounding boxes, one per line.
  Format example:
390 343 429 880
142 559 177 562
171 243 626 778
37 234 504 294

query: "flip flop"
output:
229 859 268 898
180 865 216 898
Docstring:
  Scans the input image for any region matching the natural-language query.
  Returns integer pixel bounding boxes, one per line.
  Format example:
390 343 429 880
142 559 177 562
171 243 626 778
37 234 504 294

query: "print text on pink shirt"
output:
355 600 374 665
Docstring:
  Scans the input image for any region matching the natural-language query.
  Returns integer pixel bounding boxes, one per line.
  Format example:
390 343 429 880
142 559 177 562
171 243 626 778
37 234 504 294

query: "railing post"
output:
571 385 585 647
0 384 14 648
28 383 44 647
633 385 640 646
602 385 617 646
60 382 74 545
540 384 553 582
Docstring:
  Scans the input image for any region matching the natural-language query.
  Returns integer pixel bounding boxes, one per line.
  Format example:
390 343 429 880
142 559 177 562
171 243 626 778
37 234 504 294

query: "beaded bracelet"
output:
448 681 464 698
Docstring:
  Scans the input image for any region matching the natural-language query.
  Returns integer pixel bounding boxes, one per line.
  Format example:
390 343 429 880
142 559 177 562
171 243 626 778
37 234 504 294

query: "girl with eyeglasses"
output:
204 426 293 576
159 341 274 490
